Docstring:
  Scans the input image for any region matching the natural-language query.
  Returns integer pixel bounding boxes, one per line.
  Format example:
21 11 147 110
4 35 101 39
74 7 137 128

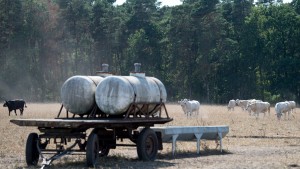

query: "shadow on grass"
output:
29 150 232 169
157 149 233 160
35 155 176 169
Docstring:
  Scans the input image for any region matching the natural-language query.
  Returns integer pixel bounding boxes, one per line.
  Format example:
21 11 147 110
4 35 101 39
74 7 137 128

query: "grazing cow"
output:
227 100 236 111
235 99 249 111
246 99 262 115
178 99 200 117
236 99 262 114
3 99 27 116
246 102 270 119
275 101 291 120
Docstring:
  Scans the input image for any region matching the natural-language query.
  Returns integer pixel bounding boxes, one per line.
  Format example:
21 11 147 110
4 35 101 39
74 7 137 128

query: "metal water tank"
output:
95 75 167 115
148 77 167 102
61 76 104 115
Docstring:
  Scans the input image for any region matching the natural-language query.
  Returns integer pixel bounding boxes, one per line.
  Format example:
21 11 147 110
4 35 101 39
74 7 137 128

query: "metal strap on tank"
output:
149 78 163 100
123 77 137 101
87 76 98 86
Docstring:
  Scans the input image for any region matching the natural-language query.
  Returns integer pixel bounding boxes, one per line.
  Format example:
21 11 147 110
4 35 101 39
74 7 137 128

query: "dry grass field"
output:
1 103 300 169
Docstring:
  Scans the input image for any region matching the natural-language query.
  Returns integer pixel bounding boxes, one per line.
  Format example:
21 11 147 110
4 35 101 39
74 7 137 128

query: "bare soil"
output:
1 103 300 169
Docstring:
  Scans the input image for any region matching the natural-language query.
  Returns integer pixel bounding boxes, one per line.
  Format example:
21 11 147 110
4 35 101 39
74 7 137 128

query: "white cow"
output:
246 99 262 115
246 102 270 119
178 99 200 117
287 101 296 113
236 99 261 112
227 100 236 112
247 99 262 105
235 99 249 111
275 101 292 120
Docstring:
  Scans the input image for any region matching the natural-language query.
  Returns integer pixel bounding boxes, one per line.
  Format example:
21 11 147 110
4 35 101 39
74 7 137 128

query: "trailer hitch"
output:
38 140 79 169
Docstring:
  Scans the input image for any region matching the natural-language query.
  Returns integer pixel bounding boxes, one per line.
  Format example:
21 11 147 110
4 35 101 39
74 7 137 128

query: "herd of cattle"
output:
1 99 297 120
228 99 296 120
179 98 296 120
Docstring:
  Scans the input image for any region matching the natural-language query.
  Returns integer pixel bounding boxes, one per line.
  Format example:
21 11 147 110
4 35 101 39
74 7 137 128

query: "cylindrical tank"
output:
148 77 167 102
95 75 167 115
61 76 104 114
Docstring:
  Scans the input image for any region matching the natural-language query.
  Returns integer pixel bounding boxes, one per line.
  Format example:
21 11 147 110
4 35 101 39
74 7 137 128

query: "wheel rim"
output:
99 146 109 156
145 135 155 156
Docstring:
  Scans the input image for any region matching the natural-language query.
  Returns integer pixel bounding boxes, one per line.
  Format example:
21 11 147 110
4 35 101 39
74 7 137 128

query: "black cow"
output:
3 99 27 116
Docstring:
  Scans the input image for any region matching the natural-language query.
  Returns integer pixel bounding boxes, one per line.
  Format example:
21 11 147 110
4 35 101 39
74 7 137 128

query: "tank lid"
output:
134 63 141 72
102 64 109 72
96 63 112 77
130 63 145 78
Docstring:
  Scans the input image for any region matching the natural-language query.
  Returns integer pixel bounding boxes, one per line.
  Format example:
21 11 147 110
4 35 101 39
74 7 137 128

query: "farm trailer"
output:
10 103 172 168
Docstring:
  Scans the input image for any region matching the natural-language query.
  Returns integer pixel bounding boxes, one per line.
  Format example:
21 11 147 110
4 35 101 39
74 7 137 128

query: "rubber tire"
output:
86 133 99 167
25 133 39 166
137 128 158 161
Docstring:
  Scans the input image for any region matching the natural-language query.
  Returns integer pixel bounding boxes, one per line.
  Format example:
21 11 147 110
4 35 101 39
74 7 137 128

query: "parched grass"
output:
167 104 300 144
0 103 300 168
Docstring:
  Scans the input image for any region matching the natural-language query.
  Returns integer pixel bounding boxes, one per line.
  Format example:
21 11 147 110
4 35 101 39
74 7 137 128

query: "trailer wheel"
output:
86 133 99 167
137 128 158 161
25 133 39 166
91 128 111 157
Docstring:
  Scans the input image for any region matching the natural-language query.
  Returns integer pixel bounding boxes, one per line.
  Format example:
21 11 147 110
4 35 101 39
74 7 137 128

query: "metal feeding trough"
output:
151 126 229 155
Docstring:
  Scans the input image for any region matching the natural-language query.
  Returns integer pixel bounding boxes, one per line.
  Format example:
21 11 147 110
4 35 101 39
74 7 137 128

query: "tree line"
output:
0 0 299 104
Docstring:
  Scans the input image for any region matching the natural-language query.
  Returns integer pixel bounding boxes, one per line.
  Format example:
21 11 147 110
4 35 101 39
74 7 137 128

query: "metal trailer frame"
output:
10 102 172 168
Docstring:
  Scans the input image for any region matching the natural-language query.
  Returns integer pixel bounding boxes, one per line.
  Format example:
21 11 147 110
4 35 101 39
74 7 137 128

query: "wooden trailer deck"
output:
10 118 172 129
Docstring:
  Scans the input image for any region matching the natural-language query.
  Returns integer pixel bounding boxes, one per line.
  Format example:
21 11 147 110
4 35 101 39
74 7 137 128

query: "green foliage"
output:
263 91 281 104
0 0 299 104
